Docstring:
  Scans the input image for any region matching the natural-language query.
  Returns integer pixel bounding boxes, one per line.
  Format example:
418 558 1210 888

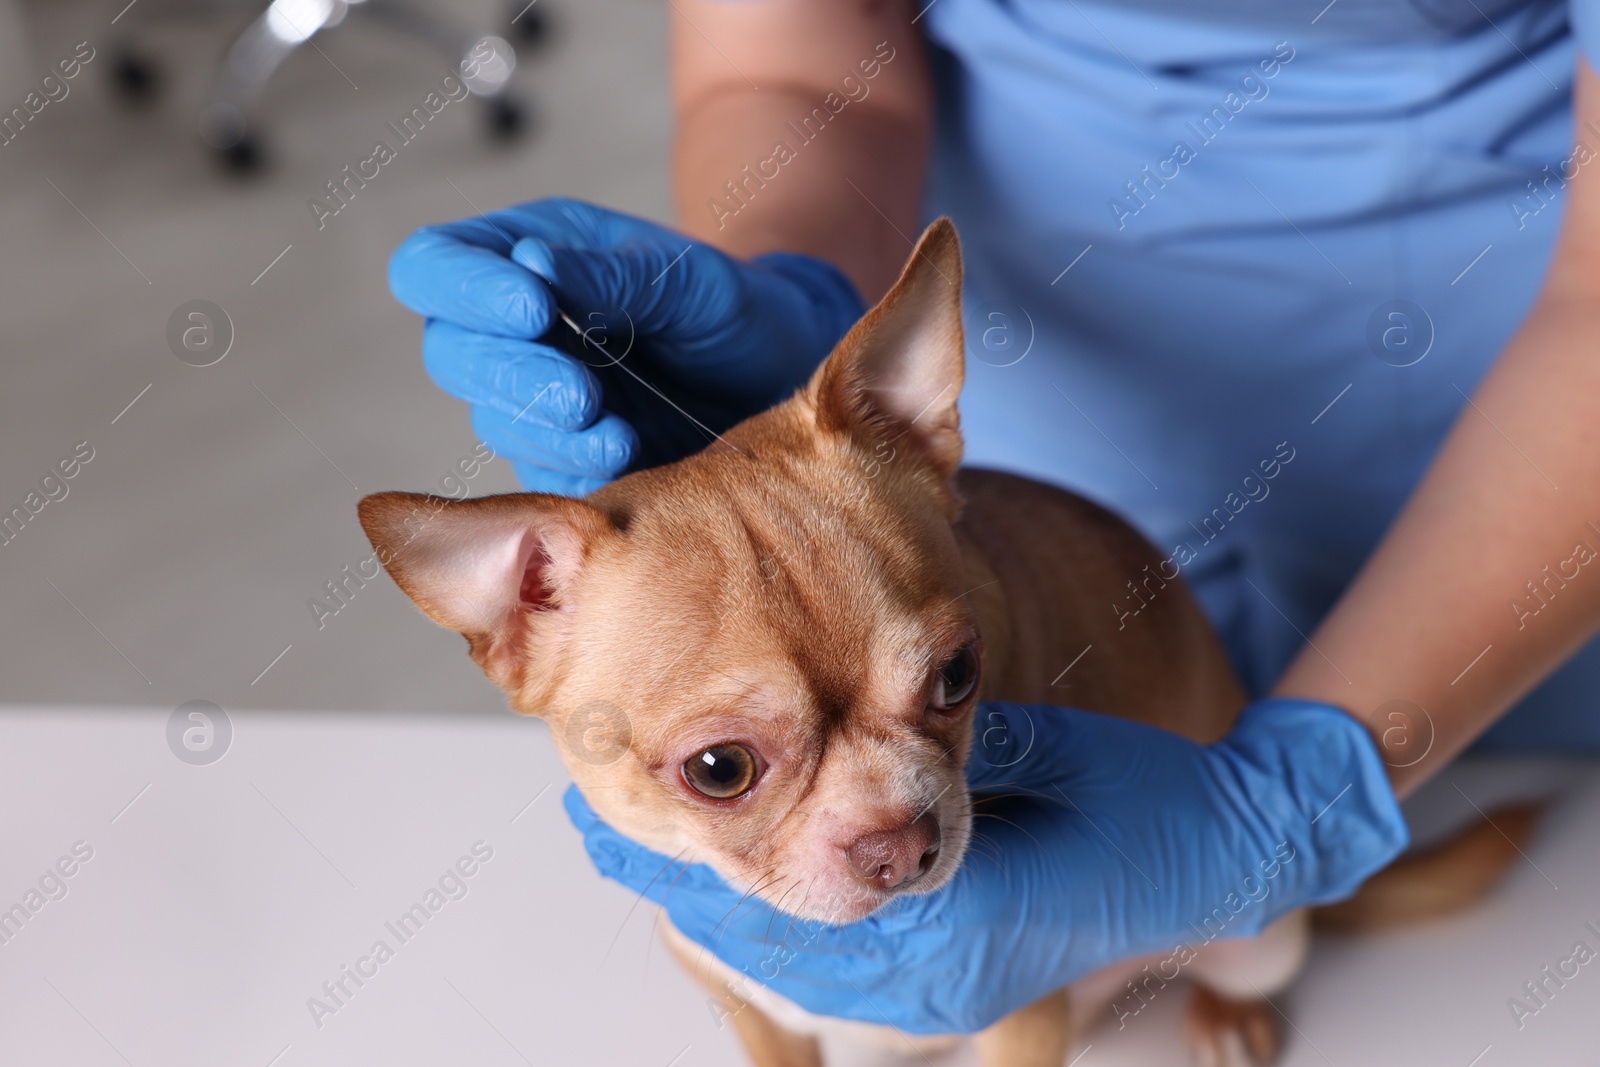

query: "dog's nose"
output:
846 813 941 889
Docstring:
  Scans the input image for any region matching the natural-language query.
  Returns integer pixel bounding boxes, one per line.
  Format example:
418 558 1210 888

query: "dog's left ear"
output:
809 217 965 476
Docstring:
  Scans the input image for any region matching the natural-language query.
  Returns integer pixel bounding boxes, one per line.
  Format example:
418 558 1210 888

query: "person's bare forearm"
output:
1273 291 1600 796
1272 66 1600 798
674 89 928 300
668 0 931 302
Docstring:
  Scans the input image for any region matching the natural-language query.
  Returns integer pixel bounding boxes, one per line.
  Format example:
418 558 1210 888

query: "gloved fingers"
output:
389 227 558 338
687 905 953 1031
651 880 895 998
421 321 600 431
562 785 734 899
388 201 625 334
471 406 636 482
965 700 1229 801
509 462 610 498
1220 698 1409 900
560 802 964 1030
560 786 899 993
963 702 1128 793
512 235 739 350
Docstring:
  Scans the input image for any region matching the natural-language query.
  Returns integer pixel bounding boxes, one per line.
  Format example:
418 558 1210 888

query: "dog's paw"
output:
1184 986 1280 1067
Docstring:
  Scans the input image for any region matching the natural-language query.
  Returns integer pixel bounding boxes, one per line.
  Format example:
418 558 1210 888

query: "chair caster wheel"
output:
484 95 530 142
508 3 552 47
214 134 267 175
110 47 161 106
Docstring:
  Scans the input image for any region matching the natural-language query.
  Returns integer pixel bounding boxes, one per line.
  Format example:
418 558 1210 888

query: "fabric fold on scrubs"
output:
919 0 1600 747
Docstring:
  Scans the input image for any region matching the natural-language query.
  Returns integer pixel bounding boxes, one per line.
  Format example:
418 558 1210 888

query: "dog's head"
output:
360 220 976 923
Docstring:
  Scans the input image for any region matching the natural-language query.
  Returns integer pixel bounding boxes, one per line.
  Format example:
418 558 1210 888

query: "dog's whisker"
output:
779 881 812 946
709 870 782 952
711 880 782 959
966 826 1008 858
969 856 1004 880
652 847 703 910
965 826 1000 851
763 878 805 948
972 791 1061 808
713 874 773 937
963 837 1007 876
597 847 691 973
971 811 1043 852
972 782 1063 803
964 826 1003 857
675 863 774 979
642 906 664 978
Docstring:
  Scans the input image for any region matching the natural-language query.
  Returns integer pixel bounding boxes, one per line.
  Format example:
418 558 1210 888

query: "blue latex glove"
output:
564 697 1407 1035
388 198 865 495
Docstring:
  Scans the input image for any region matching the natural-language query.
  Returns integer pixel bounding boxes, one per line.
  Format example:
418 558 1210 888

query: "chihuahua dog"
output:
361 220 1532 1067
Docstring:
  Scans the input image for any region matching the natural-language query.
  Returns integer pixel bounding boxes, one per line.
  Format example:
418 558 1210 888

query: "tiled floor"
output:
2 3 1598 1065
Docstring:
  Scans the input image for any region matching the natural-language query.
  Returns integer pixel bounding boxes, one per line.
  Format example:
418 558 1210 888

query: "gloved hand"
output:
564 697 1407 1035
388 198 865 495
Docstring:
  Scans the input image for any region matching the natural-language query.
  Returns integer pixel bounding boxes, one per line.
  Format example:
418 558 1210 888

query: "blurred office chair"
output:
106 0 550 172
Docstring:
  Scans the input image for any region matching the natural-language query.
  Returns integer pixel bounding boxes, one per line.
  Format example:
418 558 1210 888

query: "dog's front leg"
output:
659 920 823 1067
973 986 1074 1067
1183 907 1310 1067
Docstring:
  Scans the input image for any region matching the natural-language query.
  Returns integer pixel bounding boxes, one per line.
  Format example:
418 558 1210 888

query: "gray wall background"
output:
0 0 670 713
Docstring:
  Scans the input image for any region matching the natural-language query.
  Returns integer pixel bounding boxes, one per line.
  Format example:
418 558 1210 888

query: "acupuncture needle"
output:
554 309 745 457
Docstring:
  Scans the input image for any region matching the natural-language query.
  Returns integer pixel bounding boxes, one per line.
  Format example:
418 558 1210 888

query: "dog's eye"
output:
683 744 759 799
931 643 979 709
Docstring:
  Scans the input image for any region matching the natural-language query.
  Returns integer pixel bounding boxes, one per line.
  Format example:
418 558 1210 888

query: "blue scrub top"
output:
919 0 1600 748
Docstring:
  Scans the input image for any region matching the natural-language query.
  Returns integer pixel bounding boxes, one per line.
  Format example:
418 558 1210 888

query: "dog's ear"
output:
809 217 965 476
357 491 613 692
